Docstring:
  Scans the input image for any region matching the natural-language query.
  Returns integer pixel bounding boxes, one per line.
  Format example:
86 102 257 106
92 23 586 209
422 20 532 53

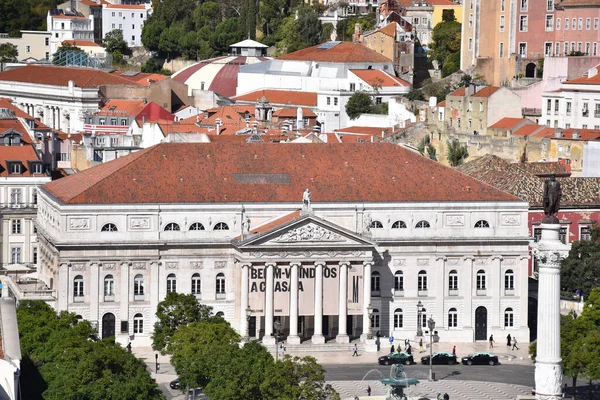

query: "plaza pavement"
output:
133 339 534 400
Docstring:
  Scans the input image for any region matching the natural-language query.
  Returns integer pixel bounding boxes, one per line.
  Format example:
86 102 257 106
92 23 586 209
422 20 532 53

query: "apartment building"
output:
0 31 52 62
102 3 152 47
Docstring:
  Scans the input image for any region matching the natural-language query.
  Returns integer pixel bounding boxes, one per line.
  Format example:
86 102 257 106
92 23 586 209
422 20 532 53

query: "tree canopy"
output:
0 0 61 36
561 227 600 299
152 291 221 353
103 29 129 55
446 138 468 166
346 92 374 120
17 300 163 400
430 19 462 77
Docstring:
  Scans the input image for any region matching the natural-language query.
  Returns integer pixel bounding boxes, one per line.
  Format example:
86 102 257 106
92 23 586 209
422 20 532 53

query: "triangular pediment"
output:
236 214 374 249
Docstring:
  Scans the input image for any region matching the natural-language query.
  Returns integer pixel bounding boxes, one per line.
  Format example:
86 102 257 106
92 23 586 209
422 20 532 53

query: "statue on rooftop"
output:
303 189 311 208
543 175 562 223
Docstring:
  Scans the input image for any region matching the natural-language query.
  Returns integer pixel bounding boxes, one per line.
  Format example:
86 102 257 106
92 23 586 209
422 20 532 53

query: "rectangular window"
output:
476 274 486 290
458 118 461 128
10 189 21 205
118 12 122 17
580 226 592 241
394 274 404 291
564 42 569 55
371 274 381 292
519 43 527 56
534 227 542 242
334 97 339 106
45 37 49 46
559 227 568 244
326 97 330 106
555 99 559 114
45 52 49 60
131 12 134 17
587 18 591 30
414 17 419 25
119 24 122 29
547 0 553 10
10 163 21 174
469 13 473 27
112 23 115 29
582 102 589 117
132 24 135 29
586 42 591 55
547 99 552 113
11 219 21 234
131 35 135 41
33 247 38 264
500 15 505 32
26 45 30 53
501 0 505 11
468 38 473 50
555 42 560 56
350 83 355 91
10 247 21 264
546 15 554 31
499 42 504 58
594 43 598 56
556 18 561 30
112 11 115 16
566 101 572 115
578 42 583 52
595 18 599 30
448 312 458 327
572 19 576 30
578 18 583 30
375 97 382 105
110 118 117 125
418 275 427 291
545 42 552 56
521 0 528 11
470 0 473 9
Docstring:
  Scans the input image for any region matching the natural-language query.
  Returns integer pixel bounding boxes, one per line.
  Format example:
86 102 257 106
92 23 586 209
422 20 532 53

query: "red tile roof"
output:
0 120 32 144
62 40 100 47
272 108 317 118
136 102 175 125
448 88 466 97
489 117 528 130
557 0 600 7
513 124 544 136
104 3 148 9
532 127 600 140
97 99 146 117
233 90 318 107
246 210 302 237
109 71 168 86
277 42 392 63
472 86 500 97
350 69 410 87
437 100 446 107
376 23 397 37
42 143 520 205
0 145 44 177
0 65 140 88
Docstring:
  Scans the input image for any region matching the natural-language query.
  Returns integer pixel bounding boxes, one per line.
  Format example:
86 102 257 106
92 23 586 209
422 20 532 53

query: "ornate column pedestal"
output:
534 224 569 400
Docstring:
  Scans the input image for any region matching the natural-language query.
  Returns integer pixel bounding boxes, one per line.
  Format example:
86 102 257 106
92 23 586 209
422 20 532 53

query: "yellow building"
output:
360 22 414 75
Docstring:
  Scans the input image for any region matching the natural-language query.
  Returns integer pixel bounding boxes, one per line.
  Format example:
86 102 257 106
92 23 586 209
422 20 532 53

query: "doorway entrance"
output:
248 316 256 338
475 306 488 341
102 312 115 339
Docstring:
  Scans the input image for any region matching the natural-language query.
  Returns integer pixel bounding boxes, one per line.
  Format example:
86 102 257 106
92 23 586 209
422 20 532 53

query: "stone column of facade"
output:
57 263 69 311
518 255 530 338
336 261 349 343
120 262 130 336
262 262 276 345
490 256 503 329
435 256 446 325
534 224 568 400
149 261 160 329
90 263 100 327
240 263 250 339
312 261 325 344
463 256 475 333
288 262 301 344
361 261 373 341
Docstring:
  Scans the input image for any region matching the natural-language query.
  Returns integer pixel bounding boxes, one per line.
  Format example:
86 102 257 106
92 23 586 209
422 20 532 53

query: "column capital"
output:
241 262 252 268
463 255 476 261
436 256 447 261
121 261 132 267
289 262 301 267
492 255 504 261
265 262 277 268
362 261 374 267
338 261 350 267
314 261 326 267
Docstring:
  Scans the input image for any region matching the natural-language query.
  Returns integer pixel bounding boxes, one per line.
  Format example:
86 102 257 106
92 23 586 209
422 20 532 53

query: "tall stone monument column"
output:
534 175 568 400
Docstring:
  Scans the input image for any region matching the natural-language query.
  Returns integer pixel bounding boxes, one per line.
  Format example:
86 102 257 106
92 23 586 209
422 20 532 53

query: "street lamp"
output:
427 317 436 382
416 301 423 337
367 303 373 339
274 319 281 362
244 306 251 341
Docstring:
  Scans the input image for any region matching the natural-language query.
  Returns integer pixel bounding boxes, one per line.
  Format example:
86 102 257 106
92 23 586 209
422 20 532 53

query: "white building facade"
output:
35 142 530 347
102 4 152 47
47 10 94 54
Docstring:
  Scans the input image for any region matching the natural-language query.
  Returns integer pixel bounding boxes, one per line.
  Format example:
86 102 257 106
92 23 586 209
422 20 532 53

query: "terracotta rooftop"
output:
513 161 569 176
62 40 100 47
472 86 501 97
0 65 139 88
532 127 600 140
42 142 520 205
109 71 168 86
489 117 529 130
233 90 318 107
448 88 466 97
437 100 446 107
277 42 392 63
104 3 148 9
97 99 146 116
272 108 317 118
513 124 543 136
557 0 600 7
0 145 45 177
350 69 410 87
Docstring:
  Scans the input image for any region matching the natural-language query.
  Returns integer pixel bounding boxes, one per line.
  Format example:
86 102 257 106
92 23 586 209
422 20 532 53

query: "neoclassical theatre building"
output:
36 143 530 347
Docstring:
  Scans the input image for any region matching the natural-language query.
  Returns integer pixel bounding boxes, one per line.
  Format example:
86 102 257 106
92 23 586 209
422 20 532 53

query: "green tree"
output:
345 91 374 119
446 138 468 166
417 135 437 161
561 232 600 299
169 321 241 390
193 1 221 32
442 9 456 22
260 356 340 400
297 7 322 47
141 16 166 52
152 292 218 353
322 22 334 41
103 29 129 55
0 43 18 72
260 0 286 39
430 19 461 77
406 87 425 101
210 17 244 55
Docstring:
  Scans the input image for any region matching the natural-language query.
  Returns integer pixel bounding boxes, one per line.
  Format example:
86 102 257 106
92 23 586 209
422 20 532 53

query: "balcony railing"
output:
1 203 38 210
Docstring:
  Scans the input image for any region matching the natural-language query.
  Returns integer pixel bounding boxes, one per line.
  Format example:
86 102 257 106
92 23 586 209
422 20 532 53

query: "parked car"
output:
421 351 458 365
378 351 414 366
461 352 499 366
169 379 180 390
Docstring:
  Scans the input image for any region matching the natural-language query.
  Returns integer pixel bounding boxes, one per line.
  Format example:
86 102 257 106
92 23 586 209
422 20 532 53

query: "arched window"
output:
504 307 514 327
371 271 381 293
104 274 114 298
370 220 384 229
133 313 144 334
189 222 205 231
167 273 177 293
191 273 201 295
415 220 431 228
476 269 486 290
392 220 407 229
164 223 180 231
133 274 144 296
505 269 515 290
418 270 427 291
372 308 380 328
394 271 404 291
448 270 458 291
216 273 225 295
214 222 229 230
101 223 118 232
474 220 490 228
448 308 458 328
73 275 84 299
394 308 403 328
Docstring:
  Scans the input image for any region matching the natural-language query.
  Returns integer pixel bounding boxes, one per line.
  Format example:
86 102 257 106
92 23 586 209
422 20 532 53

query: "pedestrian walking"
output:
367 385 371 396
512 337 519 351
562 383 568 398
391 344 395 353
352 343 359 357
506 334 512 347
489 335 495 348
419 338 424 353
406 344 412 355
126 342 132 352
452 346 456 357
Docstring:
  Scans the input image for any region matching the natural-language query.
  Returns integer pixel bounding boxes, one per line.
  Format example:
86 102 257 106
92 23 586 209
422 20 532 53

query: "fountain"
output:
379 364 420 400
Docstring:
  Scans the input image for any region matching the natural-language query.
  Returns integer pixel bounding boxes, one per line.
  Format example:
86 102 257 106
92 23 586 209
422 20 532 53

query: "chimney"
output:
68 80 75 94
554 128 563 138
204 110 209 119
572 129 580 139
429 96 437 107
296 107 304 130
313 125 320 134
216 120 221 135
353 23 362 42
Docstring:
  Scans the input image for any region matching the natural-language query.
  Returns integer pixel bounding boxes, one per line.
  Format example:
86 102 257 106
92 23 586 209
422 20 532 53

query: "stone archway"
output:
525 62 536 78
475 306 488 341
102 312 116 339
